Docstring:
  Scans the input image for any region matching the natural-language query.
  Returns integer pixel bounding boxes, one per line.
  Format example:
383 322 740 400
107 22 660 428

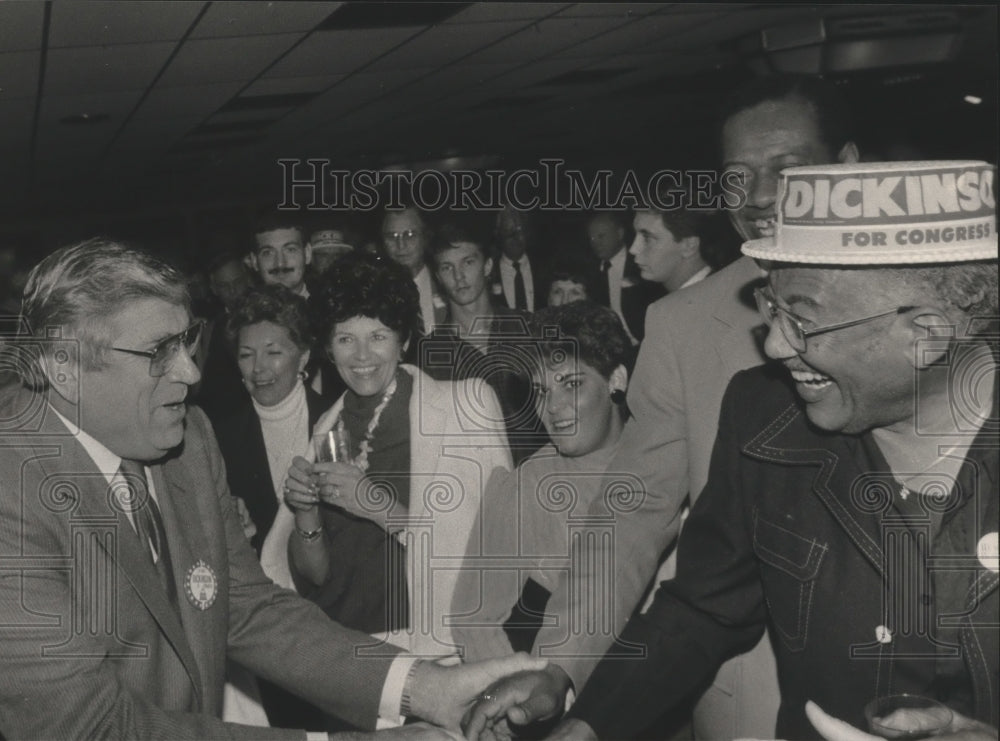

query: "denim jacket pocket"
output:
752 509 827 652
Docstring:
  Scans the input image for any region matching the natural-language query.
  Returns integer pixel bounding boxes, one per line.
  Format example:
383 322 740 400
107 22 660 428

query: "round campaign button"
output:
185 560 218 610
977 532 999 573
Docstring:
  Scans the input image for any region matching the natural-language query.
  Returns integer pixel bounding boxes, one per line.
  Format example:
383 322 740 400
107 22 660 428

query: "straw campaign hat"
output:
742 160 997 265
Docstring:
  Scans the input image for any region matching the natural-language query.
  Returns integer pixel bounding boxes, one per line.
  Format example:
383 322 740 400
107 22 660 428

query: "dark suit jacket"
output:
211 386 330 554
0 386 396 739
619 252 665 342
573 366 1000 740
488 254 551 313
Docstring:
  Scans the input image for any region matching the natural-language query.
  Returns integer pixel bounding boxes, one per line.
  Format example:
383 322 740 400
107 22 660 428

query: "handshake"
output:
345 658 584 741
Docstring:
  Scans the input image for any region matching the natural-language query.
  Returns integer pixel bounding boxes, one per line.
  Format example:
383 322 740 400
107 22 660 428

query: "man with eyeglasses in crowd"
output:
0 238 545 740
468 160 998 741
381 205 447 335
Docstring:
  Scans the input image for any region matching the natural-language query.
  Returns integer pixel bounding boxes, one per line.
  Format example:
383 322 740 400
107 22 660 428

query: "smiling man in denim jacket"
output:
467 160 998 741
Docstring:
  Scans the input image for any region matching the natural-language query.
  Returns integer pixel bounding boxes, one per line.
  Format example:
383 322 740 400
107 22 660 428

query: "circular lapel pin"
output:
185 560 218 610
977 532 999 573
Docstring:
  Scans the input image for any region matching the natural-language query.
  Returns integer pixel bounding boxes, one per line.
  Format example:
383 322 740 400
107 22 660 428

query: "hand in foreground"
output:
806 701 998 741
407 653 548 734
284 455 320 513
332 721 464 740
462 664 572 741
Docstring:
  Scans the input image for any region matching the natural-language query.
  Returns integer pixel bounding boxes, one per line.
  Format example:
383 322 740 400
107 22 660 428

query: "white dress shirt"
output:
498 254 536 312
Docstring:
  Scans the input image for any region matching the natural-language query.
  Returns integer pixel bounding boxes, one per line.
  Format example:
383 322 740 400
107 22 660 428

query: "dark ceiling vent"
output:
219 92 320 113
536 68 635 86
317 2 472 30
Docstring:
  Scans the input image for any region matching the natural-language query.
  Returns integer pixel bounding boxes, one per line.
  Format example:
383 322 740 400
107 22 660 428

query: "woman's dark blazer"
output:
211 386 330 555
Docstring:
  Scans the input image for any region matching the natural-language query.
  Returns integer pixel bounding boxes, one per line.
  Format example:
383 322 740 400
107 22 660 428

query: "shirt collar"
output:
48 404 122 484
607 247 626 269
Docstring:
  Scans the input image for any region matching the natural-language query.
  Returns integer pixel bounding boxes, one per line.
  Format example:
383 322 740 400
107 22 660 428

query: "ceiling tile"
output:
242 74 347 97
112 116 204 154
265 27 424 77
44 43 176 96
0 99 34 147
0 2 45 52
462 16 631 64
551 12 724 58
556 3 664 18
445 4 571 24
158 34 304 86
0 50 41 99
135 81 245 121
48 1 205 47
191 2 341 38
366 21 530 71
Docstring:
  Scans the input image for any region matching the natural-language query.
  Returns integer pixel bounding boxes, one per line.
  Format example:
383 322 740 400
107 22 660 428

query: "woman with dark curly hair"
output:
281 251 512 660
452 300 633 661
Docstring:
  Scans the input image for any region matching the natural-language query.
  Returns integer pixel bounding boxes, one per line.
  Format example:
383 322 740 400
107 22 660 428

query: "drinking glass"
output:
865 694 953 739
312 427 352 463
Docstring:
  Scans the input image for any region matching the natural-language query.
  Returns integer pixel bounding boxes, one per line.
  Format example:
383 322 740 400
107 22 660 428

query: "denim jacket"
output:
574 365 998 740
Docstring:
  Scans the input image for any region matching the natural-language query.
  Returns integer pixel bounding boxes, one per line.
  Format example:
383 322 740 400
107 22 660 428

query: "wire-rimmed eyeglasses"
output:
753 287 913 354
112 320 204 377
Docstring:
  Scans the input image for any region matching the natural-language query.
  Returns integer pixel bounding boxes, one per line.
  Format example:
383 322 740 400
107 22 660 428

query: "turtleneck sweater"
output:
252 380 309 507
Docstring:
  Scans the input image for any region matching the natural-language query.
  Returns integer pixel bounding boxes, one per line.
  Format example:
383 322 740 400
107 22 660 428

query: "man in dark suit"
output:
586 211 663 343
0 238 543 739
490 206 550 314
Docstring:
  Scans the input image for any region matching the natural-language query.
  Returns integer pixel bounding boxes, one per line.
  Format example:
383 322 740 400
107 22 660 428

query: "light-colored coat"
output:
268 365 513 658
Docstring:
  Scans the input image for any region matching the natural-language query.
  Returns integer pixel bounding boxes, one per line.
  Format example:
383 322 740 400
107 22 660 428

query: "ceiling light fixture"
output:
964 94 983 104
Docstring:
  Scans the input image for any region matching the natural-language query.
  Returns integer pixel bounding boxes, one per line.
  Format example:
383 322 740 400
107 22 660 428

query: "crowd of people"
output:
0 72 996 741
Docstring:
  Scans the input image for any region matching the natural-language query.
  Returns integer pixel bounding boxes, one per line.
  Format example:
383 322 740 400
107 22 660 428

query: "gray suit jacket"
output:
0 385 396 739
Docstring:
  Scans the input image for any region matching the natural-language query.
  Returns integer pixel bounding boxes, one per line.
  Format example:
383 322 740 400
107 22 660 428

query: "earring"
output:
610 389 626 405
298 370 308 381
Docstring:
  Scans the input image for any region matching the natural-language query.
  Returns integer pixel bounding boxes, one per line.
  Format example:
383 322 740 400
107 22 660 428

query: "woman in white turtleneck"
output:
210 284 331 731
212 284 331 587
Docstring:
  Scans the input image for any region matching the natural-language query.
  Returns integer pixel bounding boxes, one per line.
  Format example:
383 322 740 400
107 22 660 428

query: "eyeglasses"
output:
112 320 204 377
382 229 422 244
754 288 913 354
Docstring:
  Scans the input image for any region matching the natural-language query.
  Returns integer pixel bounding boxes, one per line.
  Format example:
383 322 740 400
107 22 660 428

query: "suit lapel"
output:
148 459 208 707
35 420 206 706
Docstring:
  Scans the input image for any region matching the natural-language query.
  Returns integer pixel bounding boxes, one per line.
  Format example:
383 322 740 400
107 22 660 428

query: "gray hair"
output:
17 238 189 385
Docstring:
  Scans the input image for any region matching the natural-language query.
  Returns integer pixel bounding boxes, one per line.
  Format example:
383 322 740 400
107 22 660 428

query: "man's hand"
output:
806 701 998 741
407 653 548 733
462 664 572 741
332 722 463 740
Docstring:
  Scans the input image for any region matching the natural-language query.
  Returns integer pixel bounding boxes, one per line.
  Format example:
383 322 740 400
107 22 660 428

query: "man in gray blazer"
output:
0 239 540 740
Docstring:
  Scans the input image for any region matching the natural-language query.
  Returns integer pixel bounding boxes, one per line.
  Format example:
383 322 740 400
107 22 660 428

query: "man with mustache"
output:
250 211 312 298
